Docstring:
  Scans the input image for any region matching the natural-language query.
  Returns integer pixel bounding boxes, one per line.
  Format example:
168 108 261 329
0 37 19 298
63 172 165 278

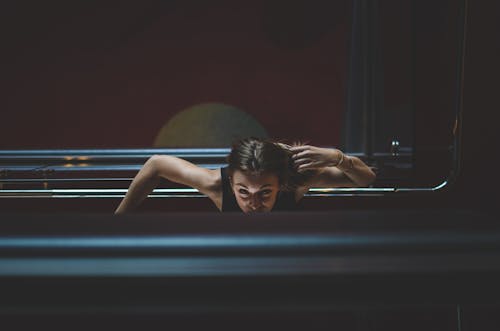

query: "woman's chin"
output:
243 208 271 213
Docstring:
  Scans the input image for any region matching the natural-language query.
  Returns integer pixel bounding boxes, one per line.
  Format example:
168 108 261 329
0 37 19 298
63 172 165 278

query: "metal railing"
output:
0 148 444 198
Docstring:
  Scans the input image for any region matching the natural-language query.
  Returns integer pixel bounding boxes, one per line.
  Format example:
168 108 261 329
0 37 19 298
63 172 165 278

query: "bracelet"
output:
336 151 345 166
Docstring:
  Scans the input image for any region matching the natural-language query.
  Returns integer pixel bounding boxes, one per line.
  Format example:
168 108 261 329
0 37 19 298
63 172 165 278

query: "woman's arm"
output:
290 145 376 190
114 155 221 214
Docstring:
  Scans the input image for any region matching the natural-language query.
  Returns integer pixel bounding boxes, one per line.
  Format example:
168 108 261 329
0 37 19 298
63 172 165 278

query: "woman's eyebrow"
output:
235 183 273 189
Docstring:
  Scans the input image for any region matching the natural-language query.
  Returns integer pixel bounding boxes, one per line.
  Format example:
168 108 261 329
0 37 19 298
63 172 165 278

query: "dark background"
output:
0 1 499 329
0 0 454 152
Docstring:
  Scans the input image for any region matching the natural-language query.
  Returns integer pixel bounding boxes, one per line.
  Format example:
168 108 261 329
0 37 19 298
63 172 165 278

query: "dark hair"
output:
226 137 312 191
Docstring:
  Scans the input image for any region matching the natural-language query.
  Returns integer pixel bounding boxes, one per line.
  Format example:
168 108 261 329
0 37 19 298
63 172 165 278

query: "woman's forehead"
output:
232 170 279 186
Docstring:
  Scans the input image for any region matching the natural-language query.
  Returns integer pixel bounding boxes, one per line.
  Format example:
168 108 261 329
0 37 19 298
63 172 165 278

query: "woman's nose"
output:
250 195 262 208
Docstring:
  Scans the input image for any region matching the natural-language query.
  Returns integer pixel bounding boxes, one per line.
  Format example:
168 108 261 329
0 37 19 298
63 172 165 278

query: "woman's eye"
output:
260 190 272 196
239 189 249 195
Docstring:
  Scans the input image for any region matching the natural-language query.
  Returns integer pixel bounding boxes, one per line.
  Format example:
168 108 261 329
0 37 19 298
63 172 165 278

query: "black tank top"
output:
220 167 299 212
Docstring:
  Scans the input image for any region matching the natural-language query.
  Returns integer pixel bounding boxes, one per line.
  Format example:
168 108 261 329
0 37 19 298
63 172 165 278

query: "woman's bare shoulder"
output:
203 168 223 210
204 168 222 192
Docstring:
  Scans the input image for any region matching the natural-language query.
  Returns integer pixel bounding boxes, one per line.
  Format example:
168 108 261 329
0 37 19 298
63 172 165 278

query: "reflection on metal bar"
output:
4 232 500 249
0 149 389 164
1 186 453 198
0 148 231 158
395 180 449 192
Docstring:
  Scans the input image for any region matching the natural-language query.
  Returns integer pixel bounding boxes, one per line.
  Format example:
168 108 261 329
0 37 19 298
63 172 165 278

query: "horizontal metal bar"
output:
0 164 227 174
0 149 410 162
0 187 402 198
0 148 410 156
0 148 231 156
3 233 498 250
0 148 418 196
0 254 497 277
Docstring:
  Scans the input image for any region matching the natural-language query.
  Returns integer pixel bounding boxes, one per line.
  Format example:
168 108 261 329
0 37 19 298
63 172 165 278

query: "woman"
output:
115 137 376 213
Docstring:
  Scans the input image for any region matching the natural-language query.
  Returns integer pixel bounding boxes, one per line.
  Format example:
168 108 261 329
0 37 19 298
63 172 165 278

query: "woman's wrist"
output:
335 150 345 166
334 149 354 171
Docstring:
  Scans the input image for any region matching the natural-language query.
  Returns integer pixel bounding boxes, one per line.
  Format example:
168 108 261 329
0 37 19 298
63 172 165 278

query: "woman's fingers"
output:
292 146 341 169
291 150 311 160
292 146 322 160
297 162 314 171
294 157 322 170
293 157 311 167
290 146 313 157
297 161 321 172
290 145 311 152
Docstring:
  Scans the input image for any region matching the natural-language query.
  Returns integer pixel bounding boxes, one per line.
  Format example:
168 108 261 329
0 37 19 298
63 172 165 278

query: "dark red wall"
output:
0 1 350 148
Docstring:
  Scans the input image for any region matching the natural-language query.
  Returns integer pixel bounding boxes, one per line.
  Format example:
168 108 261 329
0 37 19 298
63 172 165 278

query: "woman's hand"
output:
290 145 343 172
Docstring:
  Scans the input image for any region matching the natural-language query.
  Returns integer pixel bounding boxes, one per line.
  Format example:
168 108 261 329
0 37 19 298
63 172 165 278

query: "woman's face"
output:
230 170 280 213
